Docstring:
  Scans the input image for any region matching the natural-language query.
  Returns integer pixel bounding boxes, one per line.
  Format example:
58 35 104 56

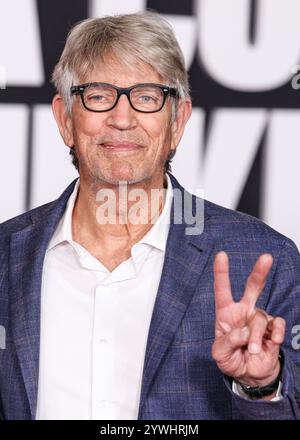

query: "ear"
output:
52 94 74 148
170 98 192 151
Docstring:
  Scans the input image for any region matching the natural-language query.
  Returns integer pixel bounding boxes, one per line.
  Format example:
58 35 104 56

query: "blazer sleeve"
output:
224 238 300 420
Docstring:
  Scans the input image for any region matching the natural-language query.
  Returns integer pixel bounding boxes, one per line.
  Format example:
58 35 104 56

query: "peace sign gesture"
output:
212 251 285 392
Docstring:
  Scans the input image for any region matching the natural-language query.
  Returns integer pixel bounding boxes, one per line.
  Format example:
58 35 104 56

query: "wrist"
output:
232 351 284 400
239 359 281 388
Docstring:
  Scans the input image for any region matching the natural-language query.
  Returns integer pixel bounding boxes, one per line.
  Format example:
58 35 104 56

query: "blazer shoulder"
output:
169 173 295 252
0 201 54 238
0 178 78 242
203 197 296 252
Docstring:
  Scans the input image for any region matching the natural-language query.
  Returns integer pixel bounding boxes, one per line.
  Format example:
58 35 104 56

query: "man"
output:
0 11 300 420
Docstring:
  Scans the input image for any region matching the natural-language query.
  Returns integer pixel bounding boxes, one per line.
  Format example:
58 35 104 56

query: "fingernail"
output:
273 333 282 343
248 342 260 354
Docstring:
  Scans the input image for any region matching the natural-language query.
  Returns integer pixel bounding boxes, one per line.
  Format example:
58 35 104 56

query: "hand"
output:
212 251 285 388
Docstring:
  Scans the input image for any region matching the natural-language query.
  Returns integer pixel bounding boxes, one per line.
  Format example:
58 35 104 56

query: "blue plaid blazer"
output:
0 173 300 420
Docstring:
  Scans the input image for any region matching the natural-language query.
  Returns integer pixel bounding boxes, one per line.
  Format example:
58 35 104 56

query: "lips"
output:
99 142 143 152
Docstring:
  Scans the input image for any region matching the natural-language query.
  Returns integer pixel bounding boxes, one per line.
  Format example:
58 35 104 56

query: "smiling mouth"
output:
99 142 144 152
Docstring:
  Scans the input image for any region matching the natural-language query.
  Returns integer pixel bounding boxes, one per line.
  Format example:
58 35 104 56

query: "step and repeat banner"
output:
1 0 300 247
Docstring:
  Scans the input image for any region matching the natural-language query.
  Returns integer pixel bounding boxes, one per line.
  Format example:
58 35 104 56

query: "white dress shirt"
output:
36 175 172 420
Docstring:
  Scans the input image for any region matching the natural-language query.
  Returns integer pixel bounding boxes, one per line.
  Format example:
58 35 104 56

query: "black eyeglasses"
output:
70 82 178 113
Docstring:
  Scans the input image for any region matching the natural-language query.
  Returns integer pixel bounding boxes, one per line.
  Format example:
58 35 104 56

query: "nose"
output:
106 94 137 130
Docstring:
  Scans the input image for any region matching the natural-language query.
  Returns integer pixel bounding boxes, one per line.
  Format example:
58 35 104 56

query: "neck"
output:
72 173 168 249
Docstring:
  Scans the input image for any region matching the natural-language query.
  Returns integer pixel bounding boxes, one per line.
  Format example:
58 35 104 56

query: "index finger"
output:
241 253 273 309
214 251 233 309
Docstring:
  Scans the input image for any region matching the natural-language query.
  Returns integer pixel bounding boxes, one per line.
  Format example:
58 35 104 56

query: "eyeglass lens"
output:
83 84 165 112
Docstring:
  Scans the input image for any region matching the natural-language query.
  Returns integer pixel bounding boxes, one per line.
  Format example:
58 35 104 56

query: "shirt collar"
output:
47 174 172 253
47 178 79 251
134 173 172 252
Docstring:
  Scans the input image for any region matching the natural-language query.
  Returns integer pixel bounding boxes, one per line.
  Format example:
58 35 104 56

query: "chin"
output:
91 173 135 186
98 171 153 186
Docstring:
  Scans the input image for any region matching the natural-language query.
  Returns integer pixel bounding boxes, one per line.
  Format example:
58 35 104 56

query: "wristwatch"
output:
236 351 284 400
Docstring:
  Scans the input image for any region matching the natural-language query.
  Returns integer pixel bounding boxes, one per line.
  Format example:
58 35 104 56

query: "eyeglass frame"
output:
70 82 179 113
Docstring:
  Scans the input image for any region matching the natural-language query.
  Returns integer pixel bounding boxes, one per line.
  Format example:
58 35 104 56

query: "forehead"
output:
81 57 164 87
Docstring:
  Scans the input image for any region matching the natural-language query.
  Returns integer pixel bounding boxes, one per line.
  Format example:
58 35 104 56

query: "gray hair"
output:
52 11 190 114
52 11 190 173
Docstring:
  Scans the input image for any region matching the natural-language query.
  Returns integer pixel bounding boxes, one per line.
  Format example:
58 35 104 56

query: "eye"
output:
88 94 105 101
85 86 115 103
86 92 110 102
138 95 157 103
132 87 162 105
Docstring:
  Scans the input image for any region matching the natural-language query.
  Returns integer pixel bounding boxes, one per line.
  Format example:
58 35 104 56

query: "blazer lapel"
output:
8 179 77 419
138 174 215 417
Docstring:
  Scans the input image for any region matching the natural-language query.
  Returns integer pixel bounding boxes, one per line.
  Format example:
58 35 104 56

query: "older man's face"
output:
61 60 190 186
